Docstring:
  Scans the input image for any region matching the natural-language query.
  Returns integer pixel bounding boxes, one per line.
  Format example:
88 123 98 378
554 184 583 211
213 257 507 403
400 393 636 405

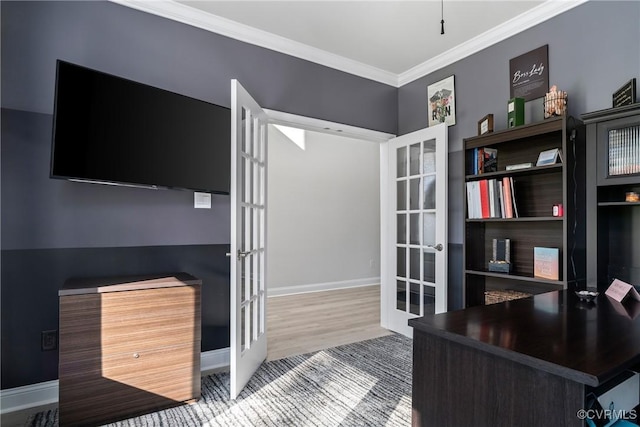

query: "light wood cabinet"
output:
58 273 201 426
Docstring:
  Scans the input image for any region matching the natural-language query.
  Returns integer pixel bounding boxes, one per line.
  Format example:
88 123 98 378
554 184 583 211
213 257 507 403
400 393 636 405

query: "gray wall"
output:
398 1 640 309
0 0 396 389
267 126 380 293
2 0 639 390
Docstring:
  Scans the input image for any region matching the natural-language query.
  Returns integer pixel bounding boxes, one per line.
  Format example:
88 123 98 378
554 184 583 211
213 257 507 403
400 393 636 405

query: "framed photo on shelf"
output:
428 75 456 127
536 148 562 166
478 114 494 135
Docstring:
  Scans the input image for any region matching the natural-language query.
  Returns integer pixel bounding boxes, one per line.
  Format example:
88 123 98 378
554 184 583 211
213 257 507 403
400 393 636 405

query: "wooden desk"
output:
409 290 640 427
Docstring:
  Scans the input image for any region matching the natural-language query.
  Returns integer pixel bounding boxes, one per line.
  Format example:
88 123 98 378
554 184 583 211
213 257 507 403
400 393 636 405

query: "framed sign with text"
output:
613 78 637 108
509 45 549 101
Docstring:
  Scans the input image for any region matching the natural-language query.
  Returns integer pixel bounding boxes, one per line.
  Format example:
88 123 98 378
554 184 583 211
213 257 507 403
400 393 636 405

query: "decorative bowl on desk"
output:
575 290 599 302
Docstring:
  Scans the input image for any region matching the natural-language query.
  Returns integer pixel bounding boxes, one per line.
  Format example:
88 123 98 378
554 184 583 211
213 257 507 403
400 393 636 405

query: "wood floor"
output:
267 284 392 361
1 284 389 426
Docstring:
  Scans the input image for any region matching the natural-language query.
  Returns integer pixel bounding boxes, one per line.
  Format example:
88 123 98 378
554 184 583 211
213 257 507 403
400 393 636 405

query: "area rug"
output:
485 289 532 305
27 334 412 427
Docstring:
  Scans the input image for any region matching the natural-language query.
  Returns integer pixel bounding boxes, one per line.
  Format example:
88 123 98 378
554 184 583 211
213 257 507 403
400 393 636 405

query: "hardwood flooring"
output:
267 284 392 361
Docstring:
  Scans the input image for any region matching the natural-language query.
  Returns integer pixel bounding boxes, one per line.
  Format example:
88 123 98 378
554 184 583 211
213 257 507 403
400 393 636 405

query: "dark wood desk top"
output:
409 290 640 386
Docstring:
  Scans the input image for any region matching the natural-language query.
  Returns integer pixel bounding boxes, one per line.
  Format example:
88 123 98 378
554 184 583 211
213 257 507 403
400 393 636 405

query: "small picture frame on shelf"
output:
533 247 559 280
613 78 637 108
478 114 494 135
536 148 562 166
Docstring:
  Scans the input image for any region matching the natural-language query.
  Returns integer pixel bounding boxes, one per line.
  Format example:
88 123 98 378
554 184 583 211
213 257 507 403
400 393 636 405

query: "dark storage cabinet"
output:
583 104 640 291
462 116 586 306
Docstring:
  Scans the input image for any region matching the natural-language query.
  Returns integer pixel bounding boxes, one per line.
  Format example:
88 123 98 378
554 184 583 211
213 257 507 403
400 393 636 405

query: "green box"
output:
507 97 524 128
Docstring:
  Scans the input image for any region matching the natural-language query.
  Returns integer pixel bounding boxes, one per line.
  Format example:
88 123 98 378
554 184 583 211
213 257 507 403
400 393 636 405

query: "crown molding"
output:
111 0 588 89
109 0 399 86
397 0 589 86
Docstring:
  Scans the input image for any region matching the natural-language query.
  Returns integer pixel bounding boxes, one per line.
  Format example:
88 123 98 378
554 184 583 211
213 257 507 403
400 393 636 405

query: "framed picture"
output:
428 75 456 127
477 114 494 135
613 78 637 108
509 45 548 101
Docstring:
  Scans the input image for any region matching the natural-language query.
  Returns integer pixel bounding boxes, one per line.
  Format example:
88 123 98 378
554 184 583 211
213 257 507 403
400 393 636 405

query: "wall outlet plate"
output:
41 330 58 351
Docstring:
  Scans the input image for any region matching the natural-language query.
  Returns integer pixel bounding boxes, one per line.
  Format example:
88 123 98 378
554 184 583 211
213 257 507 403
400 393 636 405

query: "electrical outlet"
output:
41 330 58 351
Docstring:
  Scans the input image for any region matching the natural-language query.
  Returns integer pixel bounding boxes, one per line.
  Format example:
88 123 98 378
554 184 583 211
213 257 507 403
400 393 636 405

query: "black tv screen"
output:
51 60 230 194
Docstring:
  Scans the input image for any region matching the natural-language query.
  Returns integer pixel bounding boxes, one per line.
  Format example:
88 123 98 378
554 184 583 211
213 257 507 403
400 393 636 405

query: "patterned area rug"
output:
27 334 412 427
485 289 532 305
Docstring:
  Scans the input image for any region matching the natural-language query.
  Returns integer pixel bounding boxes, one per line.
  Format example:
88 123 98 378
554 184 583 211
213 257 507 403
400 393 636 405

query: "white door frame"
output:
263 109 395 327
264 109 394 144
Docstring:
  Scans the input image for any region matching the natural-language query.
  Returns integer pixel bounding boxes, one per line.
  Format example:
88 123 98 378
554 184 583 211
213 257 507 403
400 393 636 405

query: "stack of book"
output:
466 177 519 219
471 147 498 174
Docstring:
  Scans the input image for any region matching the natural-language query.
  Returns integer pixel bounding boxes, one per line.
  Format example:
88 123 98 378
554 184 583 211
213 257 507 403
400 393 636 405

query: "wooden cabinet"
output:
58 273 201 426
462 116 585 306
583 104 640 291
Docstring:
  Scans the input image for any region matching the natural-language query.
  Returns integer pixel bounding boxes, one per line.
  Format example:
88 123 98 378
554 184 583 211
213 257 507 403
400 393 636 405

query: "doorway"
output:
263 110 394 357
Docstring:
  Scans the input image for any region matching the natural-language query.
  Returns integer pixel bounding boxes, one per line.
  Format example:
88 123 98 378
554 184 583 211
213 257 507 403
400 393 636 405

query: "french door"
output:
381 124 448 337
230 80 268 399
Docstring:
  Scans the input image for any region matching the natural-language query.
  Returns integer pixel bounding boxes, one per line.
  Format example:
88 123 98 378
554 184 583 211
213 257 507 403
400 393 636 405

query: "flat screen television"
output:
50 60 231 194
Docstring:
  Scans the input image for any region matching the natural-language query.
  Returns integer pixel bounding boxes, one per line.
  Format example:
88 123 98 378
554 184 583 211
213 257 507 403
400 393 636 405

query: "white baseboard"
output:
0 380 59 415
0 348 231 415
201 347 230 372
268 277 380 297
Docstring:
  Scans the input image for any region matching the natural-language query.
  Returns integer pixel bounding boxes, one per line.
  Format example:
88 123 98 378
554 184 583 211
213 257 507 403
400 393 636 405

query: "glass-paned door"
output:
382 124 447 337
230 80 268 399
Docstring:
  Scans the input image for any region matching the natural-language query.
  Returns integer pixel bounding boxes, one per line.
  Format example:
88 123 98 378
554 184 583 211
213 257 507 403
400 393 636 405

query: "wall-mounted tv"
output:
50 60 230 194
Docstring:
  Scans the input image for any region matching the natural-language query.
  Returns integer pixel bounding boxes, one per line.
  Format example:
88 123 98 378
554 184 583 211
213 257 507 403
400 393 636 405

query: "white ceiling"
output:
114 0 587 86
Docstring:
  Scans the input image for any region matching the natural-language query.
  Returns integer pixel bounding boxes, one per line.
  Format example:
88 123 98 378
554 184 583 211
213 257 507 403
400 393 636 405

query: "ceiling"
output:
114 0 587 86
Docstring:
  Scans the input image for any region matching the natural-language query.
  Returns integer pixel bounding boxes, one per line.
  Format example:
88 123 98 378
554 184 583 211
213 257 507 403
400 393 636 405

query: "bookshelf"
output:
463 116 586 307
583 104 640 292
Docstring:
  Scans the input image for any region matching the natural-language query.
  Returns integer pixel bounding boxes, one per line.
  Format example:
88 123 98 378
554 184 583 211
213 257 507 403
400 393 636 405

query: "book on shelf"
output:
473 148 482 175
491 179 500 218
488 180 496 218
465 181 482 219
471 147 498 174
533 247 560 280
483 148 498 173
466 177 518 219
505 162 533 171
498 180 505 218
479 179 490 218
509 177 519 218
502 177 514 218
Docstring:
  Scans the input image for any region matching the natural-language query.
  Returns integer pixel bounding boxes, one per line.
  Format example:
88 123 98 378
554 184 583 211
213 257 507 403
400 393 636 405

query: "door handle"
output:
427 243 444 252
226 250 251 259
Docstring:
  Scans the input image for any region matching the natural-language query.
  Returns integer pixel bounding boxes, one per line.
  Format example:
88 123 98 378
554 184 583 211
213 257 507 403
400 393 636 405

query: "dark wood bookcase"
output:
463 116 586 307
583 104 640 292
